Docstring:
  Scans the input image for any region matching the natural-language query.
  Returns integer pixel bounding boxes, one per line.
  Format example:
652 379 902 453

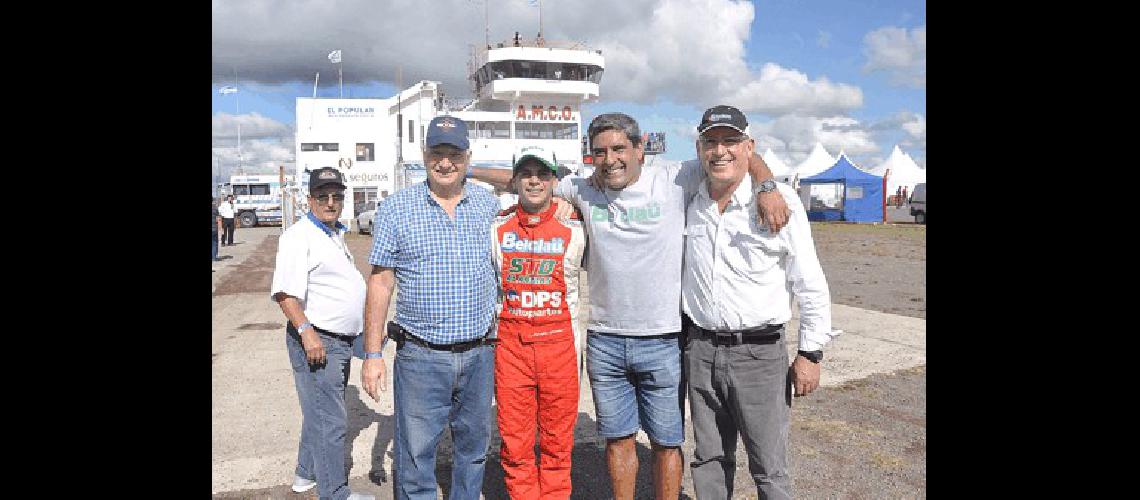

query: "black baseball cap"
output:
697 105 748 135
309 167 347 191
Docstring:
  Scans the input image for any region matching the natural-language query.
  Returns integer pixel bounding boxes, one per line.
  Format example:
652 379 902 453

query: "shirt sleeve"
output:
675 159 705 203
781 188 834 351
269 229 312 302
554 174 579 201
473 183 500 222
368 197 402 268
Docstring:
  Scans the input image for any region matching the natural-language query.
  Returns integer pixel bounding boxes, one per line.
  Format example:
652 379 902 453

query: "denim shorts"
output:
586 331 684 446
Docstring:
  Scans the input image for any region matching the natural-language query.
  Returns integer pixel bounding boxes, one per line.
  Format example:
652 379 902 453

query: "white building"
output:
296 37 606 227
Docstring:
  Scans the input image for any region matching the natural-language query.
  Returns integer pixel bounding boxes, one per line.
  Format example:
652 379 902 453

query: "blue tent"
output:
799 154 884 222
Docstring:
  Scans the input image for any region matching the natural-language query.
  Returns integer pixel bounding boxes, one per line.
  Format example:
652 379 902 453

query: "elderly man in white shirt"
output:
681 105 836 500
270 166 374 500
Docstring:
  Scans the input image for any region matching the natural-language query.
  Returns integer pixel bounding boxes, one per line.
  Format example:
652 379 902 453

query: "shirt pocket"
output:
727 231 784 279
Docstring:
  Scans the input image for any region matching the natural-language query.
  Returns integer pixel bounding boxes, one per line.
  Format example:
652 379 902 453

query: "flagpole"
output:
236 87 242 175
313 72 320 98
217 85 241 175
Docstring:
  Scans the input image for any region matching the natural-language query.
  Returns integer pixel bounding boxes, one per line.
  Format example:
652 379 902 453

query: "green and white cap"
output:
512 145 558 175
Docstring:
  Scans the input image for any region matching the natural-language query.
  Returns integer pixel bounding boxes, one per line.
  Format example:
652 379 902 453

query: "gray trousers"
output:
685 330 793 500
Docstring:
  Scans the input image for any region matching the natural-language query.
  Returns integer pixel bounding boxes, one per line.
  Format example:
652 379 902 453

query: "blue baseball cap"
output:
425 116 470 150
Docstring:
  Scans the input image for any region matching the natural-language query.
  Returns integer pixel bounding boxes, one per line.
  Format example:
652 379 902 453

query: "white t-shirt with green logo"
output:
555 156 700 335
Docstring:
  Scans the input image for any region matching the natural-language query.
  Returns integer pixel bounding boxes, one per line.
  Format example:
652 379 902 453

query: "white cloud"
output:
213 0 863 117
749 114 878 166
212 112 292 141
212 112 295 176
862 25 925 88
725 63 862 117
900 113 925 140
897 112 925 166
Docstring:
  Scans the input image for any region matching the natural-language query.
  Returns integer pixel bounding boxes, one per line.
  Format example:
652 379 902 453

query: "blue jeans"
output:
393 340 495 500
212 233 218 261
287 326 354 500
586 331 685 446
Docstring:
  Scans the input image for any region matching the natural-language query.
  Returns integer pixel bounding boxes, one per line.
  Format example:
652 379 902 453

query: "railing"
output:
471 38 600 69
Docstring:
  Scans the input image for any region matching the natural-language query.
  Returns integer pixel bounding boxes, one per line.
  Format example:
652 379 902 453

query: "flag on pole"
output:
527 0 538 6
328 49 342 64
218 86 238 95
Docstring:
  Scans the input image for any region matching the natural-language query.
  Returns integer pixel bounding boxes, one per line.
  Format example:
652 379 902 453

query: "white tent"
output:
761 148 794 185
866 145 926 195
793 142 837 181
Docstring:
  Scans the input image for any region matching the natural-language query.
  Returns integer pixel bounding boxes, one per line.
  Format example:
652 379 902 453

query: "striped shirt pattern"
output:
369 181 499 344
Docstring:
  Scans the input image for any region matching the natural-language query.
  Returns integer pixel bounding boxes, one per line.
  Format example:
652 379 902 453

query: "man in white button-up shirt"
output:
681 105 835 500
270 166 374 500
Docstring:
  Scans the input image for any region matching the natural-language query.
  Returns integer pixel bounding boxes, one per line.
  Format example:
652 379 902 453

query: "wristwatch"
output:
756 179 777 193
296 321 313 334
797 350 823 363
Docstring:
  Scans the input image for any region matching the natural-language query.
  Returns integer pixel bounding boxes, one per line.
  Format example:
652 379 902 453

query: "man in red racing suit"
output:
491 146 585 499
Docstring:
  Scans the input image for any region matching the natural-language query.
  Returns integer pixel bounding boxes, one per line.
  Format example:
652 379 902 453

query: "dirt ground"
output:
811 222 926 319
214 221 925 499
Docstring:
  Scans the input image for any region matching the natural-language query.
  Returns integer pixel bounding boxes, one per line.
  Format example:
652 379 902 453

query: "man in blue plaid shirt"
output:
359 116 500 500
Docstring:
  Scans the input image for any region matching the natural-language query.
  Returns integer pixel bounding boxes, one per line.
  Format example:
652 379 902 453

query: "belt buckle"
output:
452 339 478 352
713 331 736 346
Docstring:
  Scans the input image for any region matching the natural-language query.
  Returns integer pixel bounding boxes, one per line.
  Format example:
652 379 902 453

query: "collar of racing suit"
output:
514 202 558 228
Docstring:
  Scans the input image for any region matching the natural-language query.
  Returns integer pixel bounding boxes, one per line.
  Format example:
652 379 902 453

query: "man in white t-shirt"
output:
218 194 236 246
270 166 374 500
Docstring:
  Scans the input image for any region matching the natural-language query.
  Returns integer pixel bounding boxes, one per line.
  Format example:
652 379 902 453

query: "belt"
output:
310 325 356 341
589 331 680 340
405 332 496 353
686 322 782 346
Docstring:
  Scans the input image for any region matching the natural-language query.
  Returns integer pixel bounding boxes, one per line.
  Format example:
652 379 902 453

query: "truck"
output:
909 182 926 224
219 174 302 227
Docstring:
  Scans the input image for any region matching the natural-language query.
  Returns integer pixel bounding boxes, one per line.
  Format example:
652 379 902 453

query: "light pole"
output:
219 85 242 175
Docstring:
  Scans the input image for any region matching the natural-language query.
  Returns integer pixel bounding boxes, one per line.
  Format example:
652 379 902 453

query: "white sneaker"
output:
291 474 317 493
346 493 376 500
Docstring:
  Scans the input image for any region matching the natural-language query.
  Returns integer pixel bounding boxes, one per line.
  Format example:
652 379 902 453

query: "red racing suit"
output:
491 203 585 500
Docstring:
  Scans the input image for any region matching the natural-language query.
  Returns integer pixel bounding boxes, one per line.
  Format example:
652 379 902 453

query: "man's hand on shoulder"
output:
756 190 790 233
553 197 578 220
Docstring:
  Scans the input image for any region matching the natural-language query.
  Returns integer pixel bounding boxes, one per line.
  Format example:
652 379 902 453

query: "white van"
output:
910 183 926 224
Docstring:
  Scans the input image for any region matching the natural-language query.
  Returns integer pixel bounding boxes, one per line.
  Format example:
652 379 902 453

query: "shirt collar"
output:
306 211 345 236
421 180 470 206
698 174 756 208
514 202 557 227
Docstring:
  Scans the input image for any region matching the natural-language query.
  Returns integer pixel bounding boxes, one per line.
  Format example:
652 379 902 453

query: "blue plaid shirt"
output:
368 181 499 344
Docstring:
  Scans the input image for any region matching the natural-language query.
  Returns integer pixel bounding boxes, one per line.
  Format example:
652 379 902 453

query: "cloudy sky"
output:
211 0 925 179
